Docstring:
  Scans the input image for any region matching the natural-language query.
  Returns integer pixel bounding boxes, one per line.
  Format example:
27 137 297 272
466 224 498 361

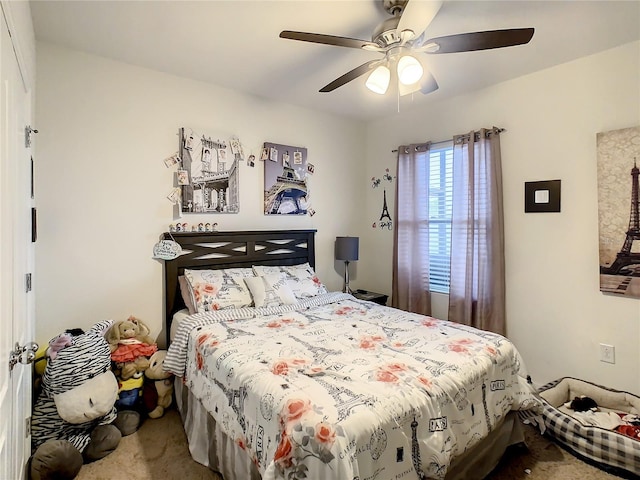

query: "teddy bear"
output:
29 320 139 480
142 350 174 419
106 316 157 363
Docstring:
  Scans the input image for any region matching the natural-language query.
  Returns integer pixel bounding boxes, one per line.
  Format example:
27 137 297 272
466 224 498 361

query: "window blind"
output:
427 144 453 293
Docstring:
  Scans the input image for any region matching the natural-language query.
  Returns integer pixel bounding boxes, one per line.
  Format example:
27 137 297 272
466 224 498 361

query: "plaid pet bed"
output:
519 377 640 479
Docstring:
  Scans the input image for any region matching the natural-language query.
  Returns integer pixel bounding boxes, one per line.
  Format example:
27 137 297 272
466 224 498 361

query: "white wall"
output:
363 41 640 393
35 40 640 393
35 43 365 347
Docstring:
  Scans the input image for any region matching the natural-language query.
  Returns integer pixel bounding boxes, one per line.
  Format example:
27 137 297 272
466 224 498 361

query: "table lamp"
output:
335 236 359 294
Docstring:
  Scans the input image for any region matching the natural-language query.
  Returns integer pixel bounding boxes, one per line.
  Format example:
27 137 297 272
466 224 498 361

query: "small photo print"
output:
219 148 227 162
307 163 315 175
176 169 189 185
167 187 181 205
283 151 290 168
184 133 195 151
230 136 241 155
308 207 316 217
294 151 303 165
270 147 278 162
163 153 180 168
261 147 269 161
248 154 256 167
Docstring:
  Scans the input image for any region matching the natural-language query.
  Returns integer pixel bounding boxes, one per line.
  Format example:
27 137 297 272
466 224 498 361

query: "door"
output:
0 4 36 479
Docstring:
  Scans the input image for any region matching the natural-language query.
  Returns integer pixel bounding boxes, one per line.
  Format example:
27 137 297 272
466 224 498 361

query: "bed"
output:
162 229 540 480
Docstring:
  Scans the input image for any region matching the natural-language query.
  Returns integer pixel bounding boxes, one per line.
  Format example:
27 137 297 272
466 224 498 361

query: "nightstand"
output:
352 289 388 306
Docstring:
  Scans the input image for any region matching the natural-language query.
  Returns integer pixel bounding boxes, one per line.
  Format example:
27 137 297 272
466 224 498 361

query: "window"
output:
427 143 453 293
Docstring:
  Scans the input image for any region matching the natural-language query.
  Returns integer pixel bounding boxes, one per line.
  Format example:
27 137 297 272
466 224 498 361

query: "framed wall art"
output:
263 142 309 215
178 127 241 214
524 180 561 213
597 125 640 298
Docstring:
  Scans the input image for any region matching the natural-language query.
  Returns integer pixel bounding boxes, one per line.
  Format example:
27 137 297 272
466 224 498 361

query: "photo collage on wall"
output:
262 142 311 215
177 127 243 214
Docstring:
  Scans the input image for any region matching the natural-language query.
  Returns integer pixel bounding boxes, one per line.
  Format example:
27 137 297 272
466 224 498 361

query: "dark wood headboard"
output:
162 229 316 342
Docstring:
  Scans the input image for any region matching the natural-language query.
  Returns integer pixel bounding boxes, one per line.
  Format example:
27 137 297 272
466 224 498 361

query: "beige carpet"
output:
76 408 621 480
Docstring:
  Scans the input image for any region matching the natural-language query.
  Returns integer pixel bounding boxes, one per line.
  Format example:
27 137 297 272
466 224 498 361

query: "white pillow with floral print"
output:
244 274 298 308
252 263 327 299
184 268 254 312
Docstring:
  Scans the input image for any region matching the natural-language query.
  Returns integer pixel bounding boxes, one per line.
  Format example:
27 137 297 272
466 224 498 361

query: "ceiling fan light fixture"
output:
397 54 423 85
365 65 391 94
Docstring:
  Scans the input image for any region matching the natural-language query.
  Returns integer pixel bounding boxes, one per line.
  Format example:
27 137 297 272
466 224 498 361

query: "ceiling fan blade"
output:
280 30 381 51
319 60 381 93
396 0 443 39
422 28 535 54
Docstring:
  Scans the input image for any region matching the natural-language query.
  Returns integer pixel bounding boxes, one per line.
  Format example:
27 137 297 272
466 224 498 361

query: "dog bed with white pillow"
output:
519 377 640 478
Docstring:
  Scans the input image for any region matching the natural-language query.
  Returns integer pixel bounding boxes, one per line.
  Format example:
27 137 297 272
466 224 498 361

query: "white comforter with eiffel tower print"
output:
166 292 540 480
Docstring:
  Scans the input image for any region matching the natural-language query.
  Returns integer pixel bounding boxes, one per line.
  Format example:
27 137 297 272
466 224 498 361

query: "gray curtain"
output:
392 143 432 316
448 128 506 335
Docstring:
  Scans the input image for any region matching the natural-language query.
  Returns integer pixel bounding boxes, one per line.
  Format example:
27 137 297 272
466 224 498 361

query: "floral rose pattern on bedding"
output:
167 293 540 480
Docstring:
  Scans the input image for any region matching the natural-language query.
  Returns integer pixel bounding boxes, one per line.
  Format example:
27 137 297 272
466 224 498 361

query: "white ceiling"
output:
30 0 640 121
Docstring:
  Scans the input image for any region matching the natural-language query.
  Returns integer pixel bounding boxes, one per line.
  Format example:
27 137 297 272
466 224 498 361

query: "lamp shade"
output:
365 65 390 95
397 55 423 85
335 236 359 262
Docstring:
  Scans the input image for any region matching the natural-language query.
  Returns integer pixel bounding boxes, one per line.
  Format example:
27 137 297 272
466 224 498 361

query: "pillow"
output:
252 263 327 299
178 276 197 315
184 269 254 312
244 274 298 308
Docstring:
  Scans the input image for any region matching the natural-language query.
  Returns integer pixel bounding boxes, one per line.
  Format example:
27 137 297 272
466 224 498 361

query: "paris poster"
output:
263 142 309 215
179 127 240 214
596 126 640 298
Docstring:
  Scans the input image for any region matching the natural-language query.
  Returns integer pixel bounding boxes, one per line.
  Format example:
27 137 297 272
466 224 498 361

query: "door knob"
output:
9 341 39 371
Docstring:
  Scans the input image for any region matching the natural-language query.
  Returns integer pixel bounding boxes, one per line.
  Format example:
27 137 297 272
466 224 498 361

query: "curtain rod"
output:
391 127 505 153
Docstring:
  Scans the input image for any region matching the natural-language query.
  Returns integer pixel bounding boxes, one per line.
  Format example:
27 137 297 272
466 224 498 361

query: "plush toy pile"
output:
30 317 174 480
30 321 127 480
105 316 173 421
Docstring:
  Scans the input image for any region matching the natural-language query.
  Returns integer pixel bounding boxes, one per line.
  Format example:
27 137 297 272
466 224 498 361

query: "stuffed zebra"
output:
29 320 123 480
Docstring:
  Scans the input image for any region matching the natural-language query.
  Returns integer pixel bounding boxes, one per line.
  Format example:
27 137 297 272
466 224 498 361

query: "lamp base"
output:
342 261 353 294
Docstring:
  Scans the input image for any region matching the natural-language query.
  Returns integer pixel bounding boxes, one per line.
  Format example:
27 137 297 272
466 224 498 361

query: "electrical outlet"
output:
600 343 615 364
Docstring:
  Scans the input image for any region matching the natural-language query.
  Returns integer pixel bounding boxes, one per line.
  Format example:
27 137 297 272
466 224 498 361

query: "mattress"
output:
520 377 640 478
166 292 540 480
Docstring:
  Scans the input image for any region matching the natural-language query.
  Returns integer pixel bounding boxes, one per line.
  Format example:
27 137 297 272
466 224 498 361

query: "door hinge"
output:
25 126 38 148
25 416 31 438
25 273 32 292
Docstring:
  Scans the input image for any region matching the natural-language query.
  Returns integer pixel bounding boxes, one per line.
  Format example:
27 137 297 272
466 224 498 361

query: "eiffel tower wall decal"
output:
596 126 640 299
371 168 395 231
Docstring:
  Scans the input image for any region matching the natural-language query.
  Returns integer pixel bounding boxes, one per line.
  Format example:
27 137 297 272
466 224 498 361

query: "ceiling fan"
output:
280 0 534 96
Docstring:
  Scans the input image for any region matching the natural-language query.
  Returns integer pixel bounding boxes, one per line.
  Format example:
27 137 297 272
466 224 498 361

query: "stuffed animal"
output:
29 321 137 480
106 316 157 362
143 350 174 419
114 356 150 410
